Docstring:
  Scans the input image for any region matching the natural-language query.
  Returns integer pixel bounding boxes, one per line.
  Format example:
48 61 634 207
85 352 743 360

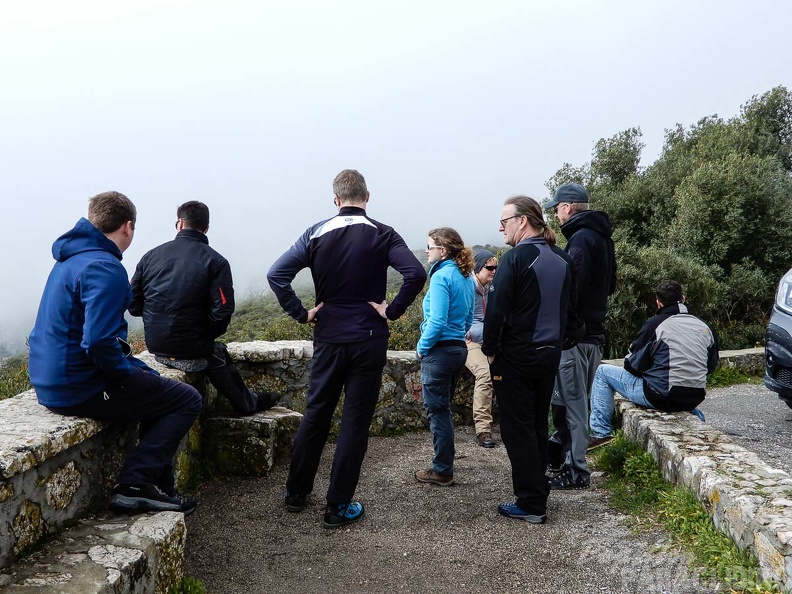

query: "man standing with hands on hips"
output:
268 169 426 529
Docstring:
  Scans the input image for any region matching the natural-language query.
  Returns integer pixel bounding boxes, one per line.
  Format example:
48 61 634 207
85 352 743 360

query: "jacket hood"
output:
52 218 123 263
561 210 614 240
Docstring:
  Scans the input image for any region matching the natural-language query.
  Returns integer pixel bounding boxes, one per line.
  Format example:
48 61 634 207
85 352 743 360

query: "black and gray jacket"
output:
481 237 584 375
624 303 719 412
267 206 426 343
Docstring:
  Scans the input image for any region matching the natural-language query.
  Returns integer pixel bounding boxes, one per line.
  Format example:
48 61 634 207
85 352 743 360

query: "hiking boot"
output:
414 468 454 486
256 391 282 411
546 462 568 477
497 502 546 524
323 502 365 529
547 438 566 471
587 435 614 451
547 466 589 490
109 483 198 516
476 432 498 448
285 491 307 512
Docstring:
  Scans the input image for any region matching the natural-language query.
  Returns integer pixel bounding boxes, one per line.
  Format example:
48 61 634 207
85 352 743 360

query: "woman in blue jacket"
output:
414 227 475 486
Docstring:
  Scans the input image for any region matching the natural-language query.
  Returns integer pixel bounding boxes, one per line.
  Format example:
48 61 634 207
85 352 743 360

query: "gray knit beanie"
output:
473 249 496 274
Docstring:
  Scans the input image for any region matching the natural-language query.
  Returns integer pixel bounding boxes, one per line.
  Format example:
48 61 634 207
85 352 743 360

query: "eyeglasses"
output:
499 214 522 227
484 265 497 271
427 244 442 250
175 218 182 229
553 203 569 215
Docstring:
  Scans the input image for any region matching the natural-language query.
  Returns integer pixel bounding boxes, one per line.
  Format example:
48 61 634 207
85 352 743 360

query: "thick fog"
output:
1 0 789 353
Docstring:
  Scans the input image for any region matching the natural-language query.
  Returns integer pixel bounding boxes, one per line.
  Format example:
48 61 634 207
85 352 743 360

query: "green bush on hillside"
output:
549 86 792 356
0 355 31 401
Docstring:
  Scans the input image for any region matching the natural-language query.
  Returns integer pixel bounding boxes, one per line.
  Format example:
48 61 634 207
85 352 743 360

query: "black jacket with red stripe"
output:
129 229 234 358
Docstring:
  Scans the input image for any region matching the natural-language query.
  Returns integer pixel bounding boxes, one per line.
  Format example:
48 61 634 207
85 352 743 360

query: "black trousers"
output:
206 342 259 414
491 357 555 515
49 367 202 492
286 337 388 505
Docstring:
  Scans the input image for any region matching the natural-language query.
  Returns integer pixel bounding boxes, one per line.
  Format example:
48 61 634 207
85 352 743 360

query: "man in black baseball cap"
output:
544 183 617 490
542 182 590 210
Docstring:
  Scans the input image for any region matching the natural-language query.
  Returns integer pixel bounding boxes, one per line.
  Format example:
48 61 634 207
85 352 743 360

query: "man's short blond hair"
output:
333 169 368 204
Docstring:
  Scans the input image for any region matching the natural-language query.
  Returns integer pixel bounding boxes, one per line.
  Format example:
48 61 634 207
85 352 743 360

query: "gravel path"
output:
185 427 715 593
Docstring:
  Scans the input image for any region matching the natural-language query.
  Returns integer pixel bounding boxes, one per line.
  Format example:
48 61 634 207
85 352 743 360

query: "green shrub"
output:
167 576 206 594
707 365 761 388
0 354 31 401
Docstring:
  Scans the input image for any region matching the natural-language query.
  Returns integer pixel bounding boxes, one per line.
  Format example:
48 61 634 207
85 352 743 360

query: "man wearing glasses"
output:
543 183 617 490
130 201 281 415
268 169 426 528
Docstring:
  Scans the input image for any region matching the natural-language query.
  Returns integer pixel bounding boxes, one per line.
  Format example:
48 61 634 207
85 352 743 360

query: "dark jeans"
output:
491 357 555 515
420 344 467 475
49 367 202 492
206 342 259 414
286 338 388 506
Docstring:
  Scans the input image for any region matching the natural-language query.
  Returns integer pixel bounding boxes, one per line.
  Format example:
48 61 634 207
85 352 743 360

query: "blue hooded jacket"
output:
29 218 154 407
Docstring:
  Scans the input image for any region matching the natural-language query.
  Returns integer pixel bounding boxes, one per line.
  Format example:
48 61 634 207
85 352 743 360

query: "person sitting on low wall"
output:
129 201 280 415
29 191 202 515
588 280 719 445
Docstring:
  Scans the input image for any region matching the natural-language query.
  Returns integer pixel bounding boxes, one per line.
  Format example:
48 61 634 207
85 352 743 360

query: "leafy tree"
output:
590 127 644 189
666 152 792 278
547 85 792 355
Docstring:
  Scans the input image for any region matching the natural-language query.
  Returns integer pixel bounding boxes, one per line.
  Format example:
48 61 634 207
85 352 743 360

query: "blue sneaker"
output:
323 501 365 529
497 502 546 524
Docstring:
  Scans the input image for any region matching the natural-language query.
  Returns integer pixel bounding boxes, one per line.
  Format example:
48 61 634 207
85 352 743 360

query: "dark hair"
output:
333 169 368 204
428 227 475 277
88 191 136 233
177 201 210 231
504 195 556 245
656 280 683 306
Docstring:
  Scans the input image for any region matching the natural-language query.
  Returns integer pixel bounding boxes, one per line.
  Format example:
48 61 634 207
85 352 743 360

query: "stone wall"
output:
0 342 766 582
615 396 792 590
226 340 476 435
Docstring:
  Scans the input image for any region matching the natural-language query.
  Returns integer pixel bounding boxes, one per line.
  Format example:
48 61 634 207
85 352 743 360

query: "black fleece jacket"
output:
560 210 617 342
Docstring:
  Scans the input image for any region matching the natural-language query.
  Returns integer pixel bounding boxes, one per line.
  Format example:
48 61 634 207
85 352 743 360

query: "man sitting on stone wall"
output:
129 201 280 415
588 280 719 444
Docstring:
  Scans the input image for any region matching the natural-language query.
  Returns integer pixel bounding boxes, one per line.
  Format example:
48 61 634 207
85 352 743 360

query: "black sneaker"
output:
546 462 568 477
109 483 198 516
547 467 589 490
256 391 282 411
285 491 307 512
547 438 566 471
323 502 365 529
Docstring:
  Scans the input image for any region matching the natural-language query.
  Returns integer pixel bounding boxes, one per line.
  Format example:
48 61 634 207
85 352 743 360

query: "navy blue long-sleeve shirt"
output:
267 206 427 343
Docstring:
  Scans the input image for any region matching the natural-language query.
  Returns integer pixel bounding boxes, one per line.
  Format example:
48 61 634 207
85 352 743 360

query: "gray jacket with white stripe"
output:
624 303 719 412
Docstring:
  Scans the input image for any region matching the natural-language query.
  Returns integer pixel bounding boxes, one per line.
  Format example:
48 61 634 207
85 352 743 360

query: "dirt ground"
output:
185 427 716 594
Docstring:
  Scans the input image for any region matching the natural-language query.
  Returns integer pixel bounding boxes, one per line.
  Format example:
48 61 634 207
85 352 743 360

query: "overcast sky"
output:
1 0 789 350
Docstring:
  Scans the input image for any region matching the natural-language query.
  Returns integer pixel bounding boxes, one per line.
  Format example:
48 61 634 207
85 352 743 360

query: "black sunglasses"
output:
484 265 497 271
